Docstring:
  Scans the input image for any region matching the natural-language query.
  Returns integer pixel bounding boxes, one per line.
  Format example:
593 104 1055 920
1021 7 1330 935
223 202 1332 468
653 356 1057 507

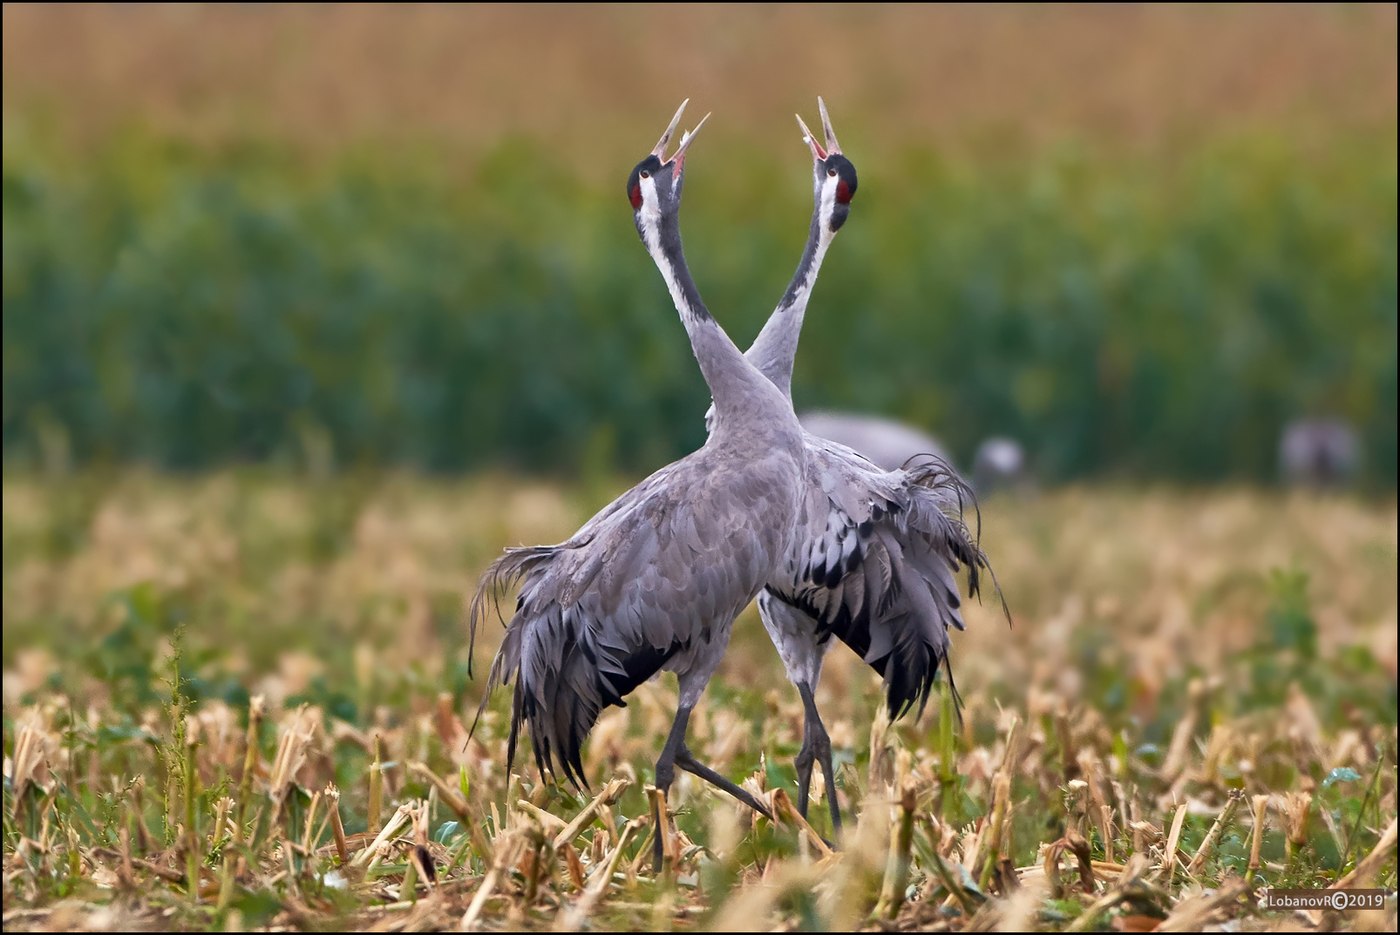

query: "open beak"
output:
652 99 711 176
651 100 688 159
796 95 842 160
669 112 709 178
650 100 710 193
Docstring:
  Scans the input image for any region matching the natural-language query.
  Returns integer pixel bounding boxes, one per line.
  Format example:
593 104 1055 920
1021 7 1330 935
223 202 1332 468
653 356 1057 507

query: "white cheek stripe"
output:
639 175 693 322
782 176 839 312
819 174 838 233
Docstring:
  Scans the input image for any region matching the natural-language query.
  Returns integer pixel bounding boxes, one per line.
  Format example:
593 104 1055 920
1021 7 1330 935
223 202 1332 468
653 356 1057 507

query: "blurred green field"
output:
2 5 1397 483
2 473 1396 929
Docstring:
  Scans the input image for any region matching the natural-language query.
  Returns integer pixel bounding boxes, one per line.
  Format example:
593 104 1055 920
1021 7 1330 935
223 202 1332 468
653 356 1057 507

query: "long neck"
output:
744 198 834 400
644 209 791 436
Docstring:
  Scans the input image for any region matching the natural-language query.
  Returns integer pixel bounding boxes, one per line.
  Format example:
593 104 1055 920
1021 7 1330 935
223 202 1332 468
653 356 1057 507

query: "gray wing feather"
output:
762 435 1002 720
468 447 795 787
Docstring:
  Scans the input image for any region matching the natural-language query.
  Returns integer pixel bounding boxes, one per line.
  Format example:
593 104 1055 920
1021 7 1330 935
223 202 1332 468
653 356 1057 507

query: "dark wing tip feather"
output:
465 546 555 746
463 544 600 790
902 454 979 528
881 640 941 724
884 645 960 727
466 546 553 677
903 456 1014 629
944 652 965 728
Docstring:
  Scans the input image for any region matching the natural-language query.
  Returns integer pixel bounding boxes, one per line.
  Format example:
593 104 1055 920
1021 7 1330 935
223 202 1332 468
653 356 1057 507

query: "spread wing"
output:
766 435 999 721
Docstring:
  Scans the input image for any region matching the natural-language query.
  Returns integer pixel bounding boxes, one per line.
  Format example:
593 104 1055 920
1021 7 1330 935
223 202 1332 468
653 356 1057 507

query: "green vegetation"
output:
4 126 1395 482
3 5 1396 483
2 474 1396 929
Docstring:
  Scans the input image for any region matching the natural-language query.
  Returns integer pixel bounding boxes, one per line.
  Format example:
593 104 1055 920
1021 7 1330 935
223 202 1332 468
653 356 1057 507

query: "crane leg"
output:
651 703 693 874
796 682 842 838
674 747 774 821
794 685 817 820
675 745 839 851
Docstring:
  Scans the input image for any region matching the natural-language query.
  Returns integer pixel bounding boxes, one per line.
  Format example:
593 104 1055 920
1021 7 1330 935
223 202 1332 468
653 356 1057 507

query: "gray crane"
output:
797 411 956 473
1279 417 1361 488
972 436 1029 493
713 100 998 834
469 103 810 871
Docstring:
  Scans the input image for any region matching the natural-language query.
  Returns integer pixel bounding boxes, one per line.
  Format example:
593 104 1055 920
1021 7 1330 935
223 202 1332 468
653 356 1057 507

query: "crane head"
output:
627 99 710 239
797 96 858 233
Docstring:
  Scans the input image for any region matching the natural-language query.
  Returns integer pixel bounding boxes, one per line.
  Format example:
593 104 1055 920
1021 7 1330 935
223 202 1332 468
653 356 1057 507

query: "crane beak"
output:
817 96 842 156
795 112 828 161
668 111 709 177
796 98 841 160
651 100 709 182
651 99 689 160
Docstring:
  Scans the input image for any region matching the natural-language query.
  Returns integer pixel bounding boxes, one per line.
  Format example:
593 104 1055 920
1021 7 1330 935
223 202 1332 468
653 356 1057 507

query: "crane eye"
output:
827 168 838 178
640 170 651 179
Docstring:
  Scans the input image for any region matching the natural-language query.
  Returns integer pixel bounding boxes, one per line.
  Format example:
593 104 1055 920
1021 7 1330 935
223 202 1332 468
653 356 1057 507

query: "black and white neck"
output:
635 170 793 440
743 168 842 400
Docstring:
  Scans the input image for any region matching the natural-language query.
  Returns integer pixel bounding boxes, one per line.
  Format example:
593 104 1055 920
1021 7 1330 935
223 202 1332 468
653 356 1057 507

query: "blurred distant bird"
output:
797 410 955 473
469 103 808 871
1279 417 1360 488
973 436 1028 493
705 99 997 834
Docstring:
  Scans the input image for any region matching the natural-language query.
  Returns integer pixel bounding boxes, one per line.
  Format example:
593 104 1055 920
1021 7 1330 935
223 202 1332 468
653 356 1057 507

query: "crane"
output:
797 410 956 474
972 436 1029 494
1279 417 1361 488
716 99 1000 834
469 102 809 871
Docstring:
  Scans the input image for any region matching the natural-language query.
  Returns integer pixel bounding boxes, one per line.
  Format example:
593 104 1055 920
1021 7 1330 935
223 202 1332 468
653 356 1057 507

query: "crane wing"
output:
765 437 997 721
467 448 792 788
